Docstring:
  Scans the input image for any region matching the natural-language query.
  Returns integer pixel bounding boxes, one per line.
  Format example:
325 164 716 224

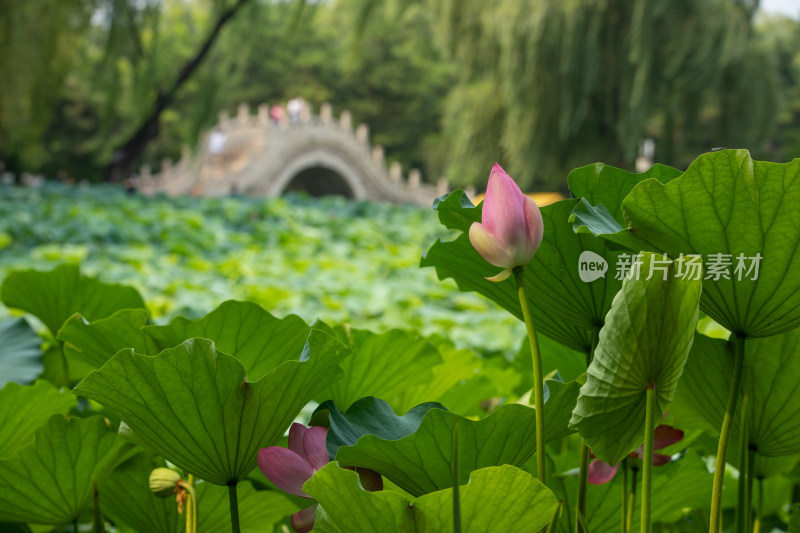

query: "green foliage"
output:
572 149 800 337
0 318 42 387
671 328 800 457
1 263 145 336
335 382 578 497
570 253 701 465
75 333 348 485
317 396 445 460
103 453 298 533
0 381 76 458
0 414 127 524
305 463 558 532
0 186 522 356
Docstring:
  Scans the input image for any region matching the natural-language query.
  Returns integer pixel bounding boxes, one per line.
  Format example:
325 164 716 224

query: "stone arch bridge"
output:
138 102 450 206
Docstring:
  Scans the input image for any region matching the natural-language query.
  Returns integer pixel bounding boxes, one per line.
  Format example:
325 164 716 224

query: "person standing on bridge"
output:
287 98 304 123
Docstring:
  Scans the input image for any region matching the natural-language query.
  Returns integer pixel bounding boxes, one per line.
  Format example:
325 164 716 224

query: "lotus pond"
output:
0 149 799 533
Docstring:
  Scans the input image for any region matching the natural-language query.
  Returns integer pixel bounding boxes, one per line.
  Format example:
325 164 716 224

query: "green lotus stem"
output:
186 474 197 533
641 386 656 533
546 500 563 533
228 482 240 533
452 418 462 533
754 478 763 533
622 460 629 533
627 466 637 533
576 329 599 532
736 394 749 533
710 334 746 533
746 448 755 533
513 266 546 485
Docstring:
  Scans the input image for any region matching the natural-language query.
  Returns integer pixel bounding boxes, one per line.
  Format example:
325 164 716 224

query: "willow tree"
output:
0 0 95 171
373 0 775 190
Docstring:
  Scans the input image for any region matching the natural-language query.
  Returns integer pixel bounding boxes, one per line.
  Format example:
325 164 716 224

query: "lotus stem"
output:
228 482 240 533
546 500 563 533
710 334 746 533
514 266 546 485
627 466 637 533
622 459 629 533
736 394 749 533
577 329 599 532
453 418 462 533
641 386 656 533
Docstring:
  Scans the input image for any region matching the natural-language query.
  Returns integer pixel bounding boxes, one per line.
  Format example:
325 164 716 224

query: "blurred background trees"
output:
0 0 798 190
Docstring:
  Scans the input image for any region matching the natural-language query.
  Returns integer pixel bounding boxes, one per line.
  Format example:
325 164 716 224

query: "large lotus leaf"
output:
74 331 349 485
313 326 443 413
0 414 125 524
666 334 734 437
59 301 311 382
143 300 311 381
571 150 800 338
306 463 558 533
670 329 800 457
567 162 683 219
1 264 144 336
315 396 446 460
0 380 76 458
104 453 298 533
571 253 702 465
0 317 43 387
335 381 579 497
421 164 679 353
59 309 155 369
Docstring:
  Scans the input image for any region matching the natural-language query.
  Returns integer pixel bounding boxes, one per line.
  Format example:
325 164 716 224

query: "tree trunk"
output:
104 0 252 182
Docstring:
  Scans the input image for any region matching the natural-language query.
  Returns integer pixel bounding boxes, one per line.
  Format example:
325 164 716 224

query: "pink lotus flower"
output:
469 163 544 282
588 425 684 485
258 423 383 532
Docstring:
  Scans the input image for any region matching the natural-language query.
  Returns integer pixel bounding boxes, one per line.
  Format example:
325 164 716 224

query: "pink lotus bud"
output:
469 163 544 282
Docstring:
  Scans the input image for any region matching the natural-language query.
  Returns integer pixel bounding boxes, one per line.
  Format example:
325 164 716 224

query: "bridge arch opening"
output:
281 165 356 198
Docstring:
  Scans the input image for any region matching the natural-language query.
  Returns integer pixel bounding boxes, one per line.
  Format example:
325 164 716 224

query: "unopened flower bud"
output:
149 468 182 498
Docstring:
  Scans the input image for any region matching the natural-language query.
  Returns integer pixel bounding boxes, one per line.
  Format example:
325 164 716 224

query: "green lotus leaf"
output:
335 381 579 497
0 318 43 387
0 414 126 524
315 396 446 460
571 252 702 465
74 330 349 485
305 463 558 533
313 326 443 413
670 328 800 457
1 264 144 336
59 301 312 383
143 300 311 381
59 309 154 369
0 380 76 458
570 149 800 338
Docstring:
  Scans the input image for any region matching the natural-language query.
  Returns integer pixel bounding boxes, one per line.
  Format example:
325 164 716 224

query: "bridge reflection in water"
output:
137 102 447 206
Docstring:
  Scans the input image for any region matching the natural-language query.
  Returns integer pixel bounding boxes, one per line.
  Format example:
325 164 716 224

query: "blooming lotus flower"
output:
258 423 382 532
588 425 684 485
469 163 544 282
